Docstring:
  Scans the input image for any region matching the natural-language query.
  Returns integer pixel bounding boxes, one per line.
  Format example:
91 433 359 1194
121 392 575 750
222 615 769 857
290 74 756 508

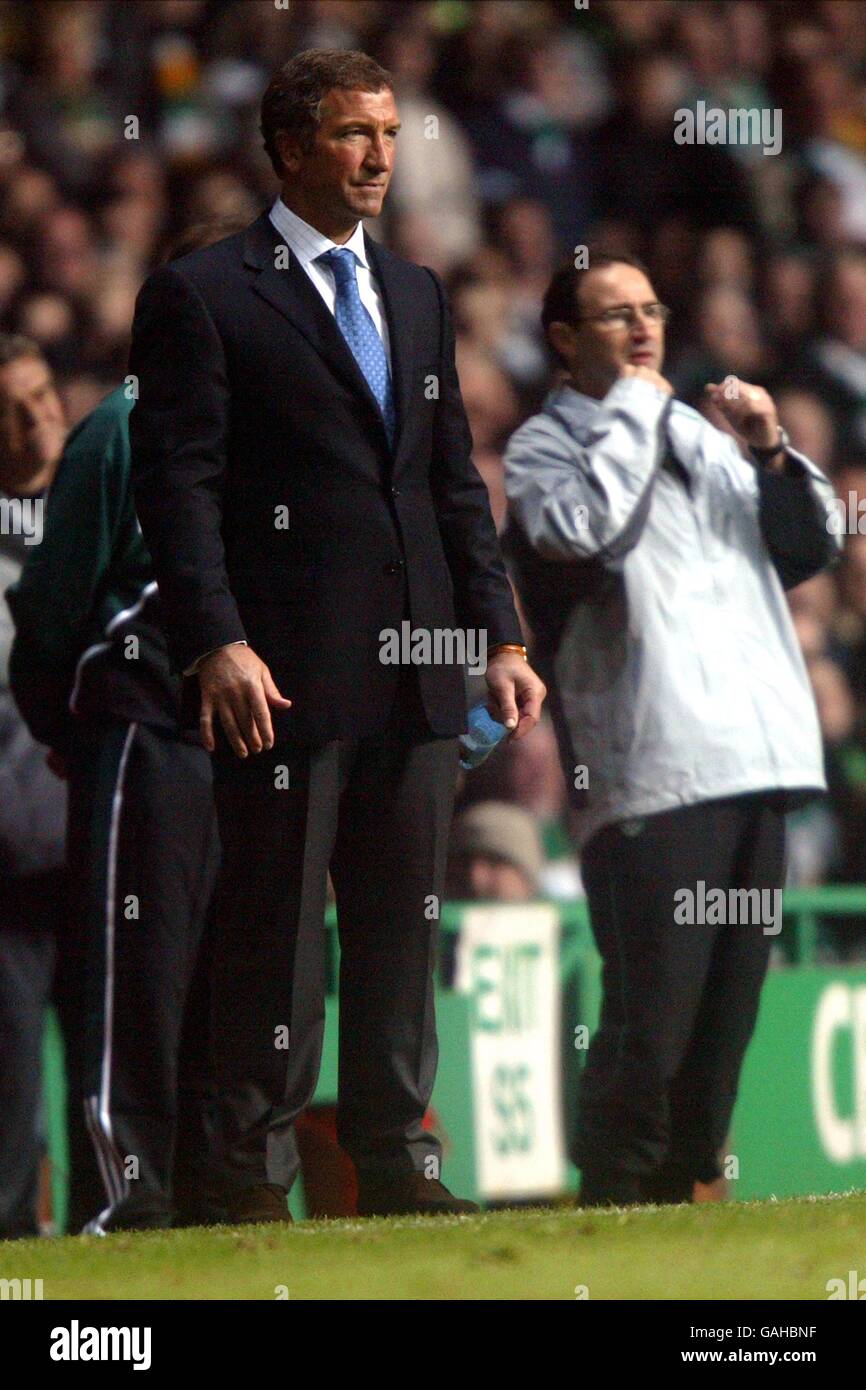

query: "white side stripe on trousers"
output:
84 722 138 1230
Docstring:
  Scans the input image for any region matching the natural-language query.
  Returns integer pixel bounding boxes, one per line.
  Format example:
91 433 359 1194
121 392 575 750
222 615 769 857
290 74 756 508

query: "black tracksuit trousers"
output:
68 719 220 1231
577 791 787 1206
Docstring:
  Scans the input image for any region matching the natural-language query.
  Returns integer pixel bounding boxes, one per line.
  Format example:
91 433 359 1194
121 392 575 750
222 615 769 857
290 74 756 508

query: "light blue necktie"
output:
318 247 396 447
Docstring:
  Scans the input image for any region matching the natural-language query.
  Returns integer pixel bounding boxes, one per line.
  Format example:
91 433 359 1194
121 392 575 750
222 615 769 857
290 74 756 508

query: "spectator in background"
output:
761 252 818 363
775 388 837 475
803 53 866 244
0 333 92 1237
696 227 756 295
835 533 866 667
0 169 63 249
14 292 81 377
447 801 544 903
493 199 559 309
796 252 866 460
458 25 596 248
789 571 839 664
3 1 123 200
785 578 854 910
594 50 757 241
450 341 520 535
0 244 27 319
671 282 771 405
378 16 482 276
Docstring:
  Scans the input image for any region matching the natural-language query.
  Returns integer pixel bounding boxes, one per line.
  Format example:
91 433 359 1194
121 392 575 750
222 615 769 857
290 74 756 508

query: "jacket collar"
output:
545 381 708 483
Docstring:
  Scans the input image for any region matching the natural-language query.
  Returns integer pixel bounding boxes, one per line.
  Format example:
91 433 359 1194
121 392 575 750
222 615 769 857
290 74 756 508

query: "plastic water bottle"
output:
459 703 510 771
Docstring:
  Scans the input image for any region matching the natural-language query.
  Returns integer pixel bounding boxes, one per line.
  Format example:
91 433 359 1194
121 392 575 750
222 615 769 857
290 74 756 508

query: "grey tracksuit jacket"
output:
504 376 841 849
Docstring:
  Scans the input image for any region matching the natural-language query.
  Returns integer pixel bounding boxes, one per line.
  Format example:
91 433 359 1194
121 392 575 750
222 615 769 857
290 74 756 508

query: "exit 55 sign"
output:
455 904 565 1199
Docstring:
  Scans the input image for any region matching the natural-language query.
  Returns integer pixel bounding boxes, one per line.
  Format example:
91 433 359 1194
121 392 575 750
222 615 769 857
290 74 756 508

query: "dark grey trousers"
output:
210 670 458 1192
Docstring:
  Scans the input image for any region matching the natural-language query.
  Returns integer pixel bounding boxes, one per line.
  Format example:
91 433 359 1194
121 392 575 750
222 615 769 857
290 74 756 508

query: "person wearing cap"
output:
447 800 544 902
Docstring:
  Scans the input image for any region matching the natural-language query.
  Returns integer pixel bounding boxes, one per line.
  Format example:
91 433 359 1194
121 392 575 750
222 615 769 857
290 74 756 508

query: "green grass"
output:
2 1194 864 1300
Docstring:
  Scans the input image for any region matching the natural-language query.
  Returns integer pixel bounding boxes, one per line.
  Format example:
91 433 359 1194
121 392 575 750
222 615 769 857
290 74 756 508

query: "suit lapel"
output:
243 210 412 458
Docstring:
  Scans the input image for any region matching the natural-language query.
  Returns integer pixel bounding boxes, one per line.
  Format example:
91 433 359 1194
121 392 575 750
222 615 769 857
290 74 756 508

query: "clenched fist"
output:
703 379 780 450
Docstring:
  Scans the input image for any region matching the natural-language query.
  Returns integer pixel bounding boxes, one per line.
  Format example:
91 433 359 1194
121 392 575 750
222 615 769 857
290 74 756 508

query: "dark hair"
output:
260 48 393 177
0 332 43 369
541 251 651 337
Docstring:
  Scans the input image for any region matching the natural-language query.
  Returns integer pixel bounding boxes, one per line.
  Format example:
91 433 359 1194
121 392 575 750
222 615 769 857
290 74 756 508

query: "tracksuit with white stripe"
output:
8 386 220 1231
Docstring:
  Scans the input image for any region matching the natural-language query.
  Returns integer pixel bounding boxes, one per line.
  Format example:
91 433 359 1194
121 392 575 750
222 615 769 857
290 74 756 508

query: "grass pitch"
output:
3 1193 864 1300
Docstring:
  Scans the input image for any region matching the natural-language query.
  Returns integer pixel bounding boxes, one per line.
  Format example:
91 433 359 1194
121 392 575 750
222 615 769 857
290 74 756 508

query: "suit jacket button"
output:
383 561 403 575
390 485 400 497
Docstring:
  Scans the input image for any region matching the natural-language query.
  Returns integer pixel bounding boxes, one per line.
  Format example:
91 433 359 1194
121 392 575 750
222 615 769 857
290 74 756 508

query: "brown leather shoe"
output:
226 1183 293 1225
356 1173 479 1217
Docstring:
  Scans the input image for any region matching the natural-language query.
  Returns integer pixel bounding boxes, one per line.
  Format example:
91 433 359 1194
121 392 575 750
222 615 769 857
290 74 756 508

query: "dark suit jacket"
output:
128 209 521 744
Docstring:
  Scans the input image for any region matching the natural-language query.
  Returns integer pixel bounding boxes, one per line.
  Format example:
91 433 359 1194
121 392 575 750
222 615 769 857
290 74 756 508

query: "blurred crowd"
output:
3 0 866 955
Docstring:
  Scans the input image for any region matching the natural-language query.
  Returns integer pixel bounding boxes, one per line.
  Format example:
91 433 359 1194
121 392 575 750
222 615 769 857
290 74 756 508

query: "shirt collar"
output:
545 382 606 437
546 382 706 481
269 197 370 270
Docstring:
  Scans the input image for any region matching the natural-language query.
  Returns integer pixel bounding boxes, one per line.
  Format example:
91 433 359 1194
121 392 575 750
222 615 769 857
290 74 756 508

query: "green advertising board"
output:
731 967 866 1199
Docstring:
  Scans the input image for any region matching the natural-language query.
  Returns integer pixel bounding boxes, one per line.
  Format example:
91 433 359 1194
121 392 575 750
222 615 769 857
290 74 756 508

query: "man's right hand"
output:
198 644 292 757
619 364 674 395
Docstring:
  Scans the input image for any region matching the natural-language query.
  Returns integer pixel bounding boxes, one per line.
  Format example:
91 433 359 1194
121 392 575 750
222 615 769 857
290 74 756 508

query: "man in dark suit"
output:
129 49 545 1222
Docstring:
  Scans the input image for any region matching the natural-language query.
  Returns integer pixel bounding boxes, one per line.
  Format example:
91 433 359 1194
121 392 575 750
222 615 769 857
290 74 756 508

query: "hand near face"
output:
619 364 674 395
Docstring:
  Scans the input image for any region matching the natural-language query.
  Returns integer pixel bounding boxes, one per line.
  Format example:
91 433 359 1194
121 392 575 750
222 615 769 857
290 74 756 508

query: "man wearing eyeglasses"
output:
504 252 841 1208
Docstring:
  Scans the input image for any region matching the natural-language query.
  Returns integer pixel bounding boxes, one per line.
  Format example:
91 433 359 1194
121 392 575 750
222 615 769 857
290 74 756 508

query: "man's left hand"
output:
703 379 780 449
485 651 546 739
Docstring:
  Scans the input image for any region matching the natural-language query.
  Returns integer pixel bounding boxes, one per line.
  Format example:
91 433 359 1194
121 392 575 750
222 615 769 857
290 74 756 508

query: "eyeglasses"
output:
575 303 671 330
